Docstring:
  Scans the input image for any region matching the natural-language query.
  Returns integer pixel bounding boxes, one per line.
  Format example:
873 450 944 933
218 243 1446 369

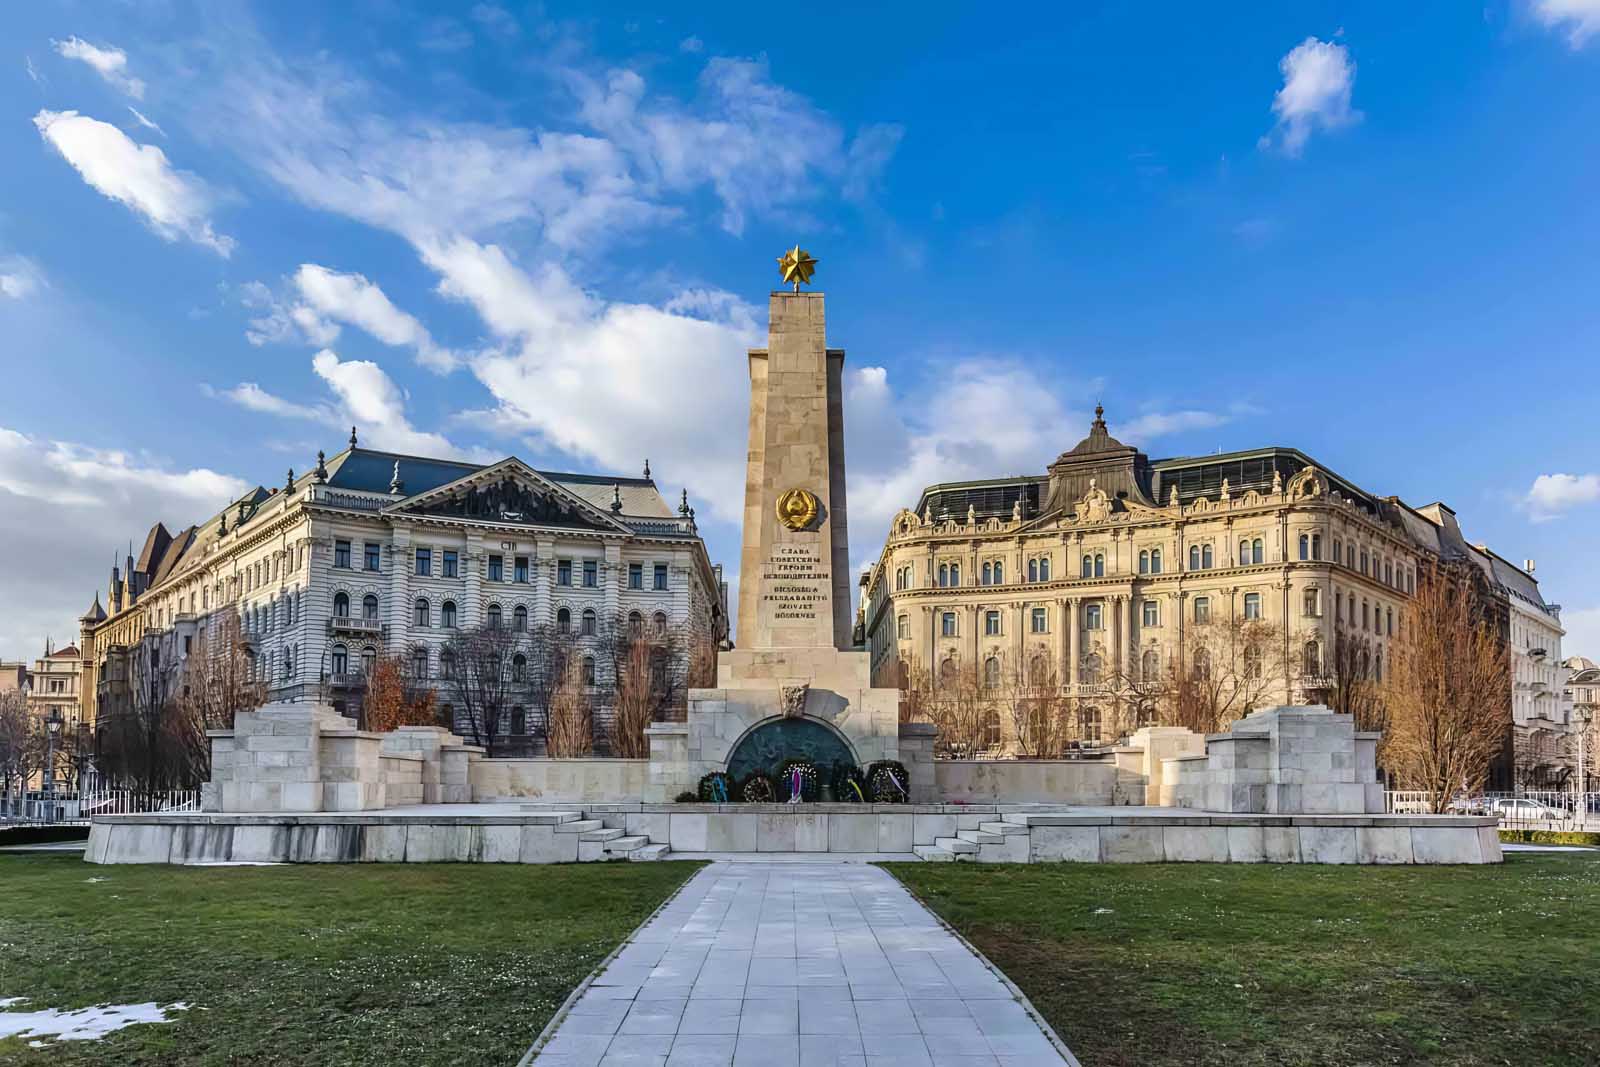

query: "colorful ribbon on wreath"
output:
711 776 728 803
787 766 804 804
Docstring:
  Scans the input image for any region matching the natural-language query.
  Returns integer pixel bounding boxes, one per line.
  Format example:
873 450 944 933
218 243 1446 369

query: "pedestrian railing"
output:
1386 790 1600 830
2 788 201 826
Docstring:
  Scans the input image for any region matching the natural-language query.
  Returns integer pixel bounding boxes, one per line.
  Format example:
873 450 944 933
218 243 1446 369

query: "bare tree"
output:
179 613 266 733
1315 625 1389 734
1383 561 1511 812
97 639 198 793
364 649 437 734
0 692 41 815
999 659 1071 758
546 648 594 757
1148 616 1289 735
440 624 528 754
920 659 1000 758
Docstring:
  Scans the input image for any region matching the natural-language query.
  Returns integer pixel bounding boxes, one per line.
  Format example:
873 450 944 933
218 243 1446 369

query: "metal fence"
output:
1 788 200 826
1385 789 1600 831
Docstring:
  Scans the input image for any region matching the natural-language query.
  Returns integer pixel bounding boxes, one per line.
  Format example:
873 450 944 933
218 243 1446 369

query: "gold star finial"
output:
776 246 818 292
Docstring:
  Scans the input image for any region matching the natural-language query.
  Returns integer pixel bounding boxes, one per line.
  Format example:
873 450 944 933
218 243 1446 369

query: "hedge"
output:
0 824 91 847
1498 828 1600 847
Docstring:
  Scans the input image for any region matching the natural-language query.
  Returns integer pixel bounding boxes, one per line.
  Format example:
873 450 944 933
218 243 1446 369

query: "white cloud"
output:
33 110 234 255
1120 409 1232 440
1564 605 1600 657
680 36 705 54
310 350 477 459
0 426 247 659
238 279 339 347
0 256 45 300
25 56 43 85
52 36 145 99
1259 37 1360 157
127 106 164 135
1531 0 1600 47
201 382 326 421
1525 472 1600 521
293 264 455 371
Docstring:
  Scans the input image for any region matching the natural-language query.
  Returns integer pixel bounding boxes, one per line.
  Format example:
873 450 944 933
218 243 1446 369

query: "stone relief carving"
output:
780 684 810 719
1075 478 1112 523
1287 465 1326 501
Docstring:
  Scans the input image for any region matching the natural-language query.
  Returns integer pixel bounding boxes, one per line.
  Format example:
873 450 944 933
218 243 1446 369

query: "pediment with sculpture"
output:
388 461 626 533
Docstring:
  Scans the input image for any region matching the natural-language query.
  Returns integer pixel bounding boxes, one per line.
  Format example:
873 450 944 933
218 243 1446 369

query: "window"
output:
941 612 958 637
1139 550 1149 575
982 562 993 585
363 594 379 621
1385 561 1393 587
629 563 643 589
1192 648 1211 680
1152 548 1163 574
415 598 430 627
949 563 961 586
1360 549 1369 575
629 611 643 637
1243 593 1262 619
488 555 503 582
1039 557 1050 581
1387 607 1394 637
1079 705 1102 742
331 644 348 674
1252 539 1264 565
442 550 457 578
1362 600 1370 630
1142 601 1159 627
557 559 572 586
515 556 529 583
1028 559 1038 582
442 600 458 628
653 612 667 636
1082 654 1102 684
441 649 457 679
1031 607 1047 634
1299 534 1309 561
581 608 597 636
557 608 571 634
362 647 377 676
1243 645 1262 679
1333 538 1342 564
1142 649 1160 679
1194 596 1210 623
1081 555 1093 578
1094 554 1105 578
1304 641 1321 676
1189 546 1200 571
510 706 526 734
514 606 528 632
512 654 527 683
581 656 596 686
1085 603 1102 630
1303 588 1321 617
1375 650 1383 682
333 592 350 618
334 540 351 568
364 542 381 571
1312 534 1322 560
985 610 1001 636
1240 541 1250 567
983 657 1001 689
993 561 1003 584
415 548 432 577
412 648 429 677
897 615 910 639
487 604 502 629
654 564 668 590
583 561 598 588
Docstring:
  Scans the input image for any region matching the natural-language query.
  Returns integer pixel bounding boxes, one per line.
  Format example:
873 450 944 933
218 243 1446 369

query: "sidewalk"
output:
526 860 1075 1067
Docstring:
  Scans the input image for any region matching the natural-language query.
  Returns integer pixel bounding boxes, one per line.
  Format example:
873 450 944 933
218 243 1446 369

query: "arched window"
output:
1138 550 1149 574
411 647 428 678
333 592 350 618
442 601 458 628
512 653 527 682
1142 649 1159 680
950 563 961 586
1304 588 1320 617
1189 546 1200 571
1299 534 1309 560
1028 559 1038 583
1387 607 1394 636
415 597 430 627
513 605 527 632
1243 592 1262 619
629 611 643 637
938 563 949 588
1081 555 1093 578
654 612 668 636
1039 557 1050 581
330 643 348 674
1304 641 1321 676
1252 538 1264 565
510 707 526 735
363 594 379 621
441 648 457 679
1312 534 1322 560
939 657 959 686
581 656 596 686
557 608 571 633
1151 548 1162 574
983 656 1001 689
361 647 377 675
1375 649 1383 682
1239 540 1251 567
1029 655 1052 688
1094 554 1105 578
1193 648 1211 680
487 603 502 629
581 609 597 636
982 562 992 585
1082 653 1102 684
1202 545 1213 569
993 561 1002 584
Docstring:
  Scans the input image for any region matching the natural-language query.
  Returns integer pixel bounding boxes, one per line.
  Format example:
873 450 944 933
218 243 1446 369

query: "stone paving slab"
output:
527 861 1074 1067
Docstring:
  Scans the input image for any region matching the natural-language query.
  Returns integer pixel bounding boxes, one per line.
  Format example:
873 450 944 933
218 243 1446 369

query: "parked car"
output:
1488 797 1566 822
1446 795 1492 816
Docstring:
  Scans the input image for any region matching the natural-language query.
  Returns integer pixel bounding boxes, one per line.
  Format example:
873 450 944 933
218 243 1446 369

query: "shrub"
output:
1498 829 1600 847
674 791 699 804
866 760 911 803
0 825 90 847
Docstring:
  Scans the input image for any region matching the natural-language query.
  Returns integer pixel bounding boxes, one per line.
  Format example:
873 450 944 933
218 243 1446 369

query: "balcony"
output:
327 617 387 639
1299 675 1337 690
325 671 368 689
1069 682 1115 697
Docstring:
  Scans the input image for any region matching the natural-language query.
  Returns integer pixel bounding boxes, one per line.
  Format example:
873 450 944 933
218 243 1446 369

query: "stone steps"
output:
629 843 671 861
935 836 979 854
979 821 1030 836
957 829 1005 846
605 835 650 854
581 827 625 843
556 819 605 835
913 844 957 862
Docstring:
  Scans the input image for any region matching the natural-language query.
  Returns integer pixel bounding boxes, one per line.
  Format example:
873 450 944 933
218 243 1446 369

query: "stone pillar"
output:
534 538 554 626
1111 596 1123 678
463 534 484 629
1066 599 1079 686
898 721 938 803
389 526 412 649
604 543 622 622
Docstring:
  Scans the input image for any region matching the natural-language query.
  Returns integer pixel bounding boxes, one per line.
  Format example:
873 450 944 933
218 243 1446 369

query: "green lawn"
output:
0 855 700 1066
887 852 1600 1067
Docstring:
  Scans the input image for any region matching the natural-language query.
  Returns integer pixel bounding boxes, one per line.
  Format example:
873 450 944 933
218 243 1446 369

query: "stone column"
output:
534 538 554 626
389 526 412 649
1066 599 1079 686
604 543 622 621
1111 596 1125 679
463 534 484 629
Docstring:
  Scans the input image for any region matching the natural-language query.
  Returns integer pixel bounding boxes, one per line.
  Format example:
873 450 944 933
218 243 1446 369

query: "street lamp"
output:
45 709 63 801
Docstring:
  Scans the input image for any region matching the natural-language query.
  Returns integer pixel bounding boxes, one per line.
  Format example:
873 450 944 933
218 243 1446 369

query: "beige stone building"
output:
26 642 83 728
80 433 728 753
861 408 1424 751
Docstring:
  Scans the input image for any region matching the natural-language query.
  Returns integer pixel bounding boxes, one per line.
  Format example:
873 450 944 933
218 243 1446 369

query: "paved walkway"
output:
528 861 1073 1067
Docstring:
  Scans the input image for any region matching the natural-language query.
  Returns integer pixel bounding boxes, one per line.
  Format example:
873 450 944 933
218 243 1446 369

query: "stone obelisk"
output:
735 289 853 652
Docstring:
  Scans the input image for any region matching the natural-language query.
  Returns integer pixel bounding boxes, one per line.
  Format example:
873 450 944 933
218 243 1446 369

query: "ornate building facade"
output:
79 433 728 750
862 409 1423 750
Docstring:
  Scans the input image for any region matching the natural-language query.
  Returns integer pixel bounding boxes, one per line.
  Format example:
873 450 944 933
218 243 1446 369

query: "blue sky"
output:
2 1 1599 661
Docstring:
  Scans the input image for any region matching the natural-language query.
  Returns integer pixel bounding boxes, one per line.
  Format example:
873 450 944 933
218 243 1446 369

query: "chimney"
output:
1525 559 1536 574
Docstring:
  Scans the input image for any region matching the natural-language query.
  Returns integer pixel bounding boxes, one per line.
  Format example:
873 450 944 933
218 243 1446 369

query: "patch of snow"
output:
0 1000 189 1045
1092 907 1114 915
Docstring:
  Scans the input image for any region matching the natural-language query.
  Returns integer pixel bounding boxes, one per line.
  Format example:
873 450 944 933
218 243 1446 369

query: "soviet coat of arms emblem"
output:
775 487 820 531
